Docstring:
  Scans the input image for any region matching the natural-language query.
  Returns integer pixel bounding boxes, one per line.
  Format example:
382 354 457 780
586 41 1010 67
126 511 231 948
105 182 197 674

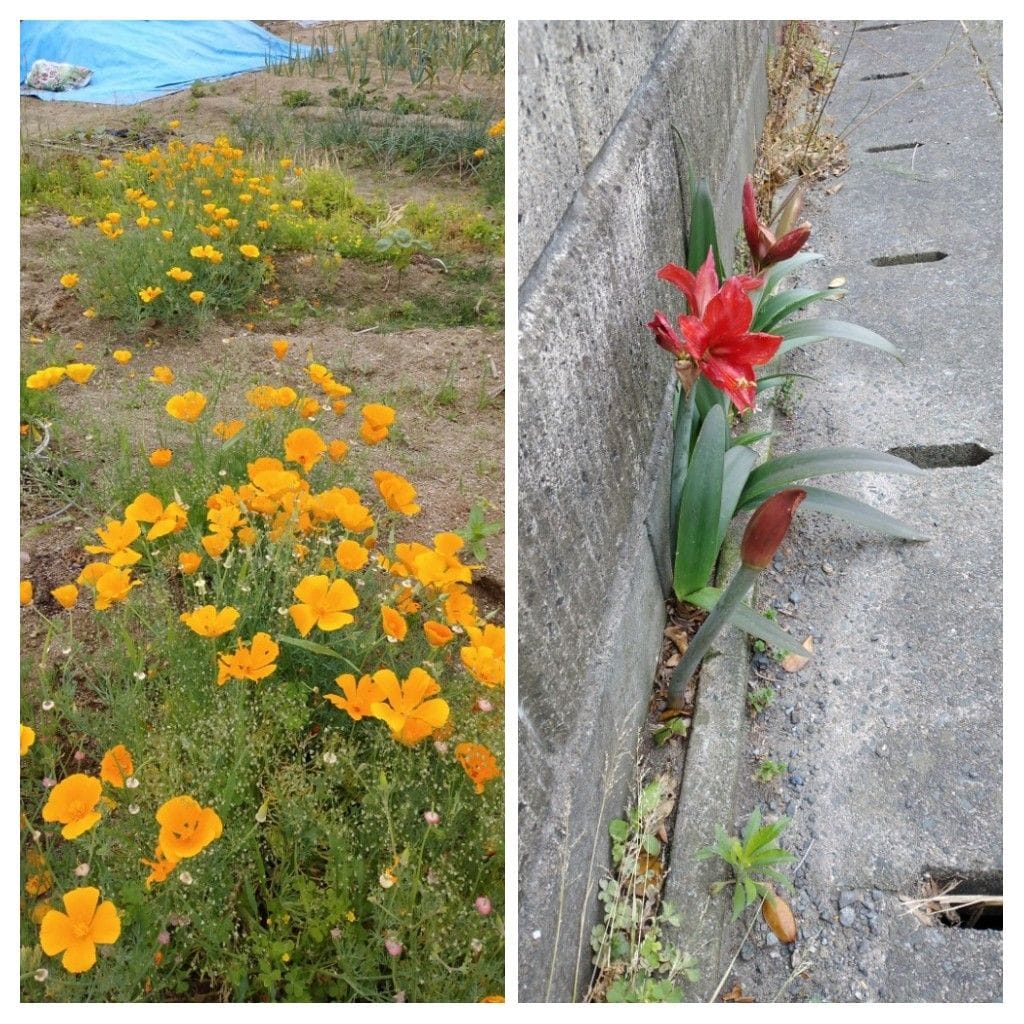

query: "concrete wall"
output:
518 21 773 1002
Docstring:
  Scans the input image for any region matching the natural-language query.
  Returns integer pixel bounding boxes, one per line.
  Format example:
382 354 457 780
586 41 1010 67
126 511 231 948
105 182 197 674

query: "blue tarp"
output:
20 20 311 105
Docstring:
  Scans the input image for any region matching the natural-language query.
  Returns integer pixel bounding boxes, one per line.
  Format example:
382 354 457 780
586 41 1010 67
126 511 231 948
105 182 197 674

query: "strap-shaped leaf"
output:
731 429 772 449
669 385 697 542
683 588 805 653
694 373 728 420
757 251 824 297
738 447 925 510
753 288 837 332
674 404 726 599
799 486 928 540
776 317 900 359
718 444 758 549
687 177 725 281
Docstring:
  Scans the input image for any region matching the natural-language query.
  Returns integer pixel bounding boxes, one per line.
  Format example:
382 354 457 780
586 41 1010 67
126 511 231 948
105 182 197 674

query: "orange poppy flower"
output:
460 624 505 687
178 551 202 575
26 366 66 390
99 744 134 788
327 439 349 462
85 518 142 567
369 667 449 746
94 567 141 610
359 403 395 445
180 605 239 638
213 419 244 441
443 586 478 630
21 723 36 756
373 470 420 516
289 575 359 636
165 391 207 423
335 539 369 573
156 796 223 860
42 774 103 839
149 448 173 467
140 844 178 889
381 605 407 642
423 620 454 647
324 672 386 721
39 887 121 973
51 584 79 610
284 427 326 472
65 363 96 384
272 339 289 360
21 580 33 605
455 742 500 795
150 366 175 384
217 632 279 684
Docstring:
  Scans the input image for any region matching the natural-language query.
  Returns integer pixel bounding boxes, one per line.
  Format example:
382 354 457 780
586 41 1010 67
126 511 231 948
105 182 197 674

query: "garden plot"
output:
20 20 504 1004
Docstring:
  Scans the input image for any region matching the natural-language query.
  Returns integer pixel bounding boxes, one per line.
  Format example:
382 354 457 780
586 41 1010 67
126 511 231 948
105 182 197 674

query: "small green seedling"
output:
653 716 690 746
697 808 796 919
753 758 788 784
457 500 502 562
747 686 775 715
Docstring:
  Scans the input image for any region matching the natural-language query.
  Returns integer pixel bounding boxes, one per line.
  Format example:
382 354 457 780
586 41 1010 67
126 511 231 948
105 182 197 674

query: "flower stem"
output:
667 564 759 710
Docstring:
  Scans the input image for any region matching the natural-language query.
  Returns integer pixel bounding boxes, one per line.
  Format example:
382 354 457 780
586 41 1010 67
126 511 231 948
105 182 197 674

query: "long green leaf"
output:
776 317 900 359
718 445 758 548
694 373 728 420
799 486 928 540
738 447 925 510
759 251 824 295
674 404 725 599
277 635 362 673
753 288 837 332
687 177 725 281
669 385 697 541
731 429 772 448
684 588 806 653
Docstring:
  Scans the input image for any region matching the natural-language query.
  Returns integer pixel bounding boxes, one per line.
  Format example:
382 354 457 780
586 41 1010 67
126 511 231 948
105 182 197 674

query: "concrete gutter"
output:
663 20 1002 1002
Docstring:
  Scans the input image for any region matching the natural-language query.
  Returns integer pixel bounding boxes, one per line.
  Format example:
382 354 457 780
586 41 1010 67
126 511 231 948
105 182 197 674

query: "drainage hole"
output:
857 22 902 31
870 251 948 267
866 142 924 153
915 871 1003 931
888 443 993 468
861 71 911 80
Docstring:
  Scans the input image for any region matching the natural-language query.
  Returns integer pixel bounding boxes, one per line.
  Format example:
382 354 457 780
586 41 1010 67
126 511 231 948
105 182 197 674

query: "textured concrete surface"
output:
665 20 1002 1002
518 21 773 1002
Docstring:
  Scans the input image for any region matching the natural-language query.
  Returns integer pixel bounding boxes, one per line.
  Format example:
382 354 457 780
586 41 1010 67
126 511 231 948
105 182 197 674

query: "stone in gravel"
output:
840 906 857 927
820 907 836 922
790 774 805 787
822 562 835 575
839 890 859 909
790 591 802 604
871 889 884 903
766 932 779 946
786 801 796 816
740 943 755 962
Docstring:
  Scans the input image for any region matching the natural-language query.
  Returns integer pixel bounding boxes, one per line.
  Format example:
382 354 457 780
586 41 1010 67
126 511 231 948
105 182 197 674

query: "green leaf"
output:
276 635 362 673
731 429 772 449
670 384 697 541
738 447 925 510
687 177 725 282
642 834 662 856
800 486 928 540
731 882 746 920
609 819 629 842
743 876 758 907
746 817 790 854
761 867 796 892
674 404 726 598
753 288 836 332
718 444 758 550
741 807 762 846
755 251 824 299
749 847 798 866
694 374 727 420
776 317 900 360
682 588 805 654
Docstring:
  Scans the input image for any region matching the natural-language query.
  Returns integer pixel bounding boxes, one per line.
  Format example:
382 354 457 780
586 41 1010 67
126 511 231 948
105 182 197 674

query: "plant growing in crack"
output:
648 172 928 696
697 807 797 941
753 757 788 784
588 777 698 1003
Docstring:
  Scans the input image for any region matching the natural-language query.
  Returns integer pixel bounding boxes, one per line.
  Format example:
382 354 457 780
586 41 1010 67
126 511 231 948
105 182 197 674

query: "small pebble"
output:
839 891 859 909
789 591 801 604
839 906 857 927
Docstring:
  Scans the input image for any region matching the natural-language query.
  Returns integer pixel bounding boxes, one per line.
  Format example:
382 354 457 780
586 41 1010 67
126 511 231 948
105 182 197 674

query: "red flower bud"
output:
740 489 806 569
647 310 685 356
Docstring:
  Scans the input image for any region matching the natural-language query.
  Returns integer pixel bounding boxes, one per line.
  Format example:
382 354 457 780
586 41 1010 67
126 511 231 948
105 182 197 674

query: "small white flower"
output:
61 647 72 657
278 606 289 616
125 776 140 789
451 624 464 635
41 700 55 711
194 578 207 592
323 752 338 765
401 579 413 589
178 871 193 885
218 469 227 477
128 803 140 815
74 863 90 877
532 929 542 940
133 671 146 681
34 969 48 983
386 636 398 645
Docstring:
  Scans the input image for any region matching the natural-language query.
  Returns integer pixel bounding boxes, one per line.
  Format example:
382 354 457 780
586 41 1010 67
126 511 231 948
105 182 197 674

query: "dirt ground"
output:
20 20 505 613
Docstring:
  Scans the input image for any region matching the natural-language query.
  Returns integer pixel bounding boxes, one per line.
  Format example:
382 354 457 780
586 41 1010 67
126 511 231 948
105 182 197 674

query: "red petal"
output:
676 314 710 361
742 176 761 257
656 263 699 314
692 248 721 317
712 330 783 368
766 225 811 265
647 310 684 356
703 278 754 339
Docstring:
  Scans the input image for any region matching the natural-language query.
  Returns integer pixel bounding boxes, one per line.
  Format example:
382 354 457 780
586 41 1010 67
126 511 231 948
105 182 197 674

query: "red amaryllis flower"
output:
649 278 782 411
657 248 761 317
742 176 811 273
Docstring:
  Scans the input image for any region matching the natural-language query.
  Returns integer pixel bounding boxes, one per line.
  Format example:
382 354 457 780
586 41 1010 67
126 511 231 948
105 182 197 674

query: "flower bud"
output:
762 887 797 943
740 489 806 569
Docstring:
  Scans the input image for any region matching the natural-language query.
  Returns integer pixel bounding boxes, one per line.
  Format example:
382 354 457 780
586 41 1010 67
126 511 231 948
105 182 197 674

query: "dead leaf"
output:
828 276 846 288
824 182 844 196
781 637 813 673
628 852 664 896
659 707 687 723
665 652 680 669
762 887 798 943
664 625 689 654
722 982 755 1002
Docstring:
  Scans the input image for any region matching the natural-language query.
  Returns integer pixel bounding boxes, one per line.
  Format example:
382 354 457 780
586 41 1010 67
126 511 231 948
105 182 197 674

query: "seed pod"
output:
762 887 797 944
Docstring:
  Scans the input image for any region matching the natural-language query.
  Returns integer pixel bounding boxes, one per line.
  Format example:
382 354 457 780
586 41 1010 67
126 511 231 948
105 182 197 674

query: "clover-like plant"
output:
697 807 796 921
